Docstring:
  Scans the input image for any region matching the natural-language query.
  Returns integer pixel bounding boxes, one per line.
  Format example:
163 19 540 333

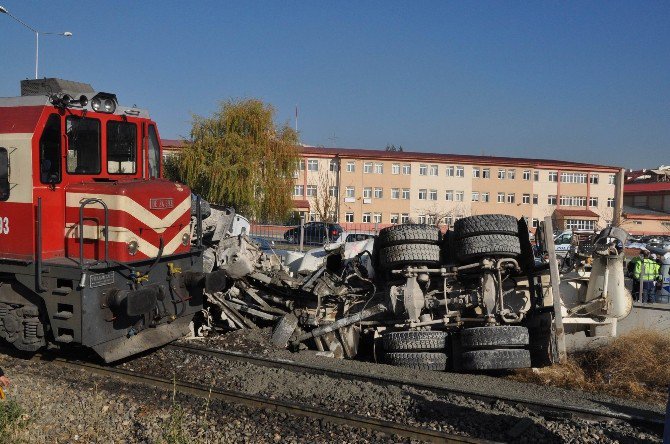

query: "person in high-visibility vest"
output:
0 367 9 399
628 253 643 302
634 250 661 303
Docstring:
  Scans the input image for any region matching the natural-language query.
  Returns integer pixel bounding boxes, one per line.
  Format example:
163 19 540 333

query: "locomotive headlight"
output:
90 92 118 113
181 233 191 246
127 240 139 256
91 97 102 111
103 98 116 113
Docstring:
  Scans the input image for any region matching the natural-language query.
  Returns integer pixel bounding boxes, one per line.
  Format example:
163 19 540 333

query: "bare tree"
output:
313 170 338 222
418 203 470 227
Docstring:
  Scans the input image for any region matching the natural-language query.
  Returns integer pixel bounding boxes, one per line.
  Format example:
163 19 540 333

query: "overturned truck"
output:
199 213 632 372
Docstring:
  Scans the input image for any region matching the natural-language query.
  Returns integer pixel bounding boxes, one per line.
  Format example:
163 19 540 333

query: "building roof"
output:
159 140 621 172
624 182 670 194
291 199 310 210
298 146 621 172
622 205 670 220
554 208 600 218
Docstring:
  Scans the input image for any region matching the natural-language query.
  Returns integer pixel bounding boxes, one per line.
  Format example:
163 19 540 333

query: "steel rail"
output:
167 343 665 433
28 353 492 444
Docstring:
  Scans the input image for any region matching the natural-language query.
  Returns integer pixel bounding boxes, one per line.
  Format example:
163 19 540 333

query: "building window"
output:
345 212 354 223
307 159 318 171
445 190 453 201
429 165 438 176
608 174 616 185
456 166 464 177
508 169 516 180
364 162 373 173
473 167 480 178
523 170 531 181
532 194 538 205
533 170 539 182
363 187 372 198
362 213 371 223
329 186 338 197
532 218 540 228
418 189 427 200
607 198 615 208
481 192 490 203
560 196 586 206
590 174 599 184
374 163 383 174
560 172 587 184
297 159 305 171
498 169 506 180
498 192 505 203
391 188 400 199
472 192 479 202
346 161 355 172
390 214 399 224
482 168 490 179
306 185 317 197
329 159 339 172
294 185 304 196
419 164 428 175
455 191 464 202
507 193 515 204
418 215 427 224
522 194 530 204
392 163 400 174
446 166 454 177
401 213 410 223
427 215 436 225
566 219 595 231
548 171 558 182
589 197 598 207
402 188 410 199
308 212 317 222
373 213 382 223
345 186 355 198
548 195 557 205
429 189 438 200
374 187 383 198
402 164 411 175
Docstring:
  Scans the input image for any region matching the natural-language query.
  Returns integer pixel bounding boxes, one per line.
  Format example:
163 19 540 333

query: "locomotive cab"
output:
0 79 206 362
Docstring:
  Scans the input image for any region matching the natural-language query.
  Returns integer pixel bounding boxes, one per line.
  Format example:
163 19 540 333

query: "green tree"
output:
171 99 299 222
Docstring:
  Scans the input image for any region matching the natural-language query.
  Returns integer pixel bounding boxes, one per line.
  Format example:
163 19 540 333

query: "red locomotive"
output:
0 79 208 362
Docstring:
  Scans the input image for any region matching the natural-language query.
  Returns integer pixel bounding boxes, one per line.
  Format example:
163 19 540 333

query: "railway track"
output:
167 342 665 434
20 351 490 444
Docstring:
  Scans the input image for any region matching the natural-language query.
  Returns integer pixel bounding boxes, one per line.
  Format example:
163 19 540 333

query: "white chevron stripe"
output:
65 193 190 234
65 224 190 257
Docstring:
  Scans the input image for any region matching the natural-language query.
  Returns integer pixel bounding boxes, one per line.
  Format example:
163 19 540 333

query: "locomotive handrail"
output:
78 198 109 270
36 197 46 292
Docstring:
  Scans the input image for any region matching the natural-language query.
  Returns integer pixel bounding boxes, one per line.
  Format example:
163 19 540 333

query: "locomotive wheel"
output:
453 214 519 239
385 352 448 371
379 244 441 270
461 348 531 371
455 234 521 263
382 331 448 352
378 224 441 247
460 326 529 349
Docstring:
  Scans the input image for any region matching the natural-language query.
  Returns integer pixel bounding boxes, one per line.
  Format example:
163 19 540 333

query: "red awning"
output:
292 199 310 210
554 208 599 218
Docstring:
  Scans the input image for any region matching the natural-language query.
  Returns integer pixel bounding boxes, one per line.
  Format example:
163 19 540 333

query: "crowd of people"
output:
627 249 665 303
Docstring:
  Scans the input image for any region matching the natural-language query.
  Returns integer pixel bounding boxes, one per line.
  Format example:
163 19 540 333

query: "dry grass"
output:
510 329 670 405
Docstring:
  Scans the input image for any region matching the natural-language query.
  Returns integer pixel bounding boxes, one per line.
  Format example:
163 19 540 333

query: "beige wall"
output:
291 153 618 229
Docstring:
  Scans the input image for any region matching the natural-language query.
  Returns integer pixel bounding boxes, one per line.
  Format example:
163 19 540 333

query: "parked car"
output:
283 222 344 245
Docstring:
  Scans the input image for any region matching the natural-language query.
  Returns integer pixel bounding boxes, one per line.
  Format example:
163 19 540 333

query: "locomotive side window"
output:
107 121 137 174
0 147 8 201
66 116 101 175
39 114 62 184
148 124 160 178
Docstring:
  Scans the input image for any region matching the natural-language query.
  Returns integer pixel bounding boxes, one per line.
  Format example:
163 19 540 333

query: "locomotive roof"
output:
0 93 151 119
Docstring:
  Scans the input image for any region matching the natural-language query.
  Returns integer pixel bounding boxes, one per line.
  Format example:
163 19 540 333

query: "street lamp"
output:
0 6 72 79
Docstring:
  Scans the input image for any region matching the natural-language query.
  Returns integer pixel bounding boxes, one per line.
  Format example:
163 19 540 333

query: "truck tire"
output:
385 352 448 371
379 244 441 270
455 234 521 263
460 326 529 349
461 349 531 371
378 224 441 247
382 331 448 351
453 214 519 239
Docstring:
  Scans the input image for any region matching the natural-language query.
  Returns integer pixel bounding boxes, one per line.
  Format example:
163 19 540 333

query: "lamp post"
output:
0 6 72 79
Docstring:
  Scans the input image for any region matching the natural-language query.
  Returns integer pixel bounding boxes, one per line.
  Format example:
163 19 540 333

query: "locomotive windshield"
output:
107 121 137 174
66 116 101 175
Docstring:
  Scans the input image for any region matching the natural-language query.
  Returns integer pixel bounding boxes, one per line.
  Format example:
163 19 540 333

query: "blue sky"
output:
0 1 668 168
